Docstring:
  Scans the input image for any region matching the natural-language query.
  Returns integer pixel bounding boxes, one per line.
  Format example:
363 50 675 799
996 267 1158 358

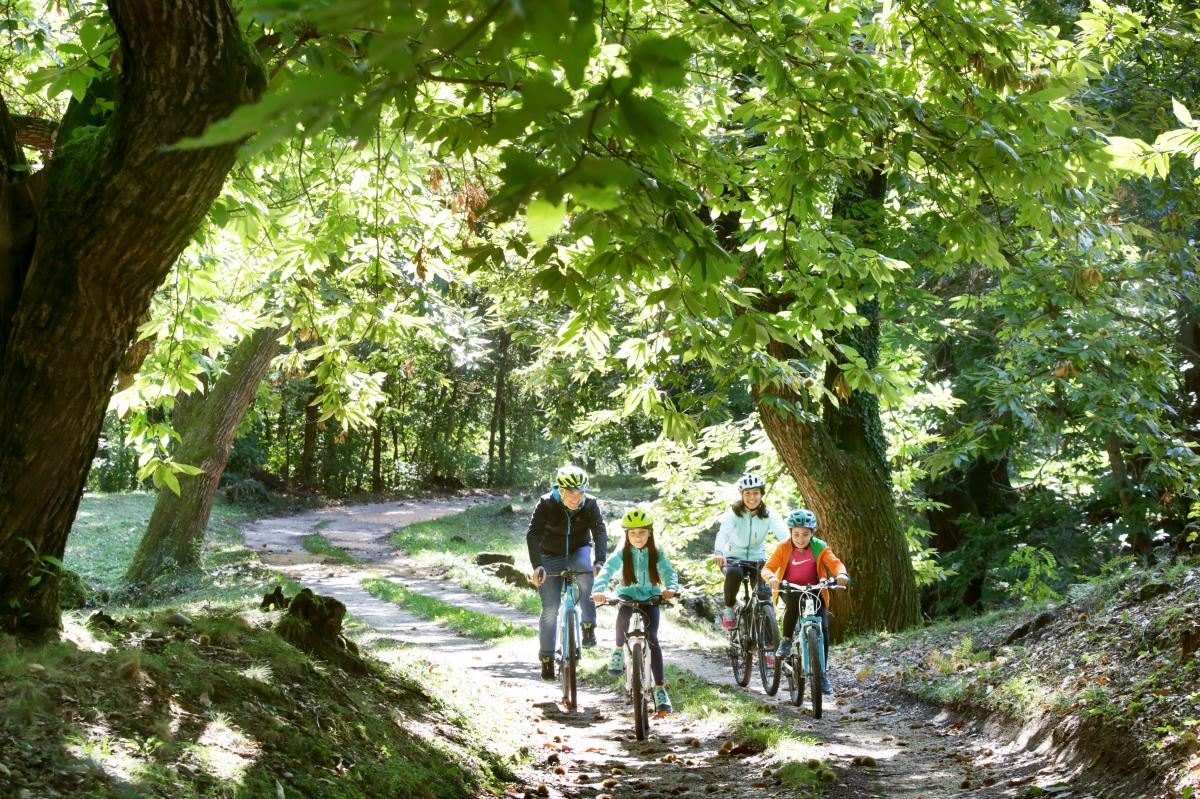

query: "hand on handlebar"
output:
661 590 677 601
712 554 727 568
591 592 606 604
531 566 546 587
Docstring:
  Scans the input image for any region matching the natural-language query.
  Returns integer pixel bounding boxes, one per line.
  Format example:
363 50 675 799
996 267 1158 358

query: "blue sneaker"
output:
821 674 833 694
776 639 792 658
654 687 672 713
607 649 624 675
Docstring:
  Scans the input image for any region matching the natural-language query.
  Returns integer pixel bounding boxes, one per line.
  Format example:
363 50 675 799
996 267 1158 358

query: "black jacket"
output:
526 490 608 570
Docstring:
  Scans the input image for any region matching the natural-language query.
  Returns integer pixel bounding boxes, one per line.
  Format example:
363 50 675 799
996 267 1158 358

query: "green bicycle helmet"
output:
621 506 655 529
554 465 589 490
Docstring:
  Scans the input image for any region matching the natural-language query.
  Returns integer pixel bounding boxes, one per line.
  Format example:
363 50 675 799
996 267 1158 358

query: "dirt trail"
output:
242 498 1098 799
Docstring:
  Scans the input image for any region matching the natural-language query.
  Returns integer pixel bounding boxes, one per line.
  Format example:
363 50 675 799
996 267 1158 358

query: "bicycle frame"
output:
552 569 591 710
607 595 666 740
557 571 583 662
777 577 844 715
781 580 830 677
725 557 778 693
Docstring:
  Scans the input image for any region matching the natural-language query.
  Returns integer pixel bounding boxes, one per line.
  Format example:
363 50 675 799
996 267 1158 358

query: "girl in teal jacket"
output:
591 506 680 712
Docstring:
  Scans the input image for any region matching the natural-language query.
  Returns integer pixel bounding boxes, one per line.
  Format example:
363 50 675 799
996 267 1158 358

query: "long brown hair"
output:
731 499 770 519
621 528 662 587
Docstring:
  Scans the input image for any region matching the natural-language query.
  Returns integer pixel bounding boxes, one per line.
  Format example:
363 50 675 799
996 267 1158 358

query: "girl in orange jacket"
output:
760 508 849 694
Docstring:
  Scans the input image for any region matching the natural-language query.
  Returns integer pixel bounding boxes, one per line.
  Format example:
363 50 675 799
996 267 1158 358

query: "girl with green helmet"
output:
591 506 680 713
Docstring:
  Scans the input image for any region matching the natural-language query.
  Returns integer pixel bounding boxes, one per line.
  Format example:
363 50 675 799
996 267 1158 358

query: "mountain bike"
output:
603 595 670 740
725 558 780 695
776 577 845 718
552 569 592 711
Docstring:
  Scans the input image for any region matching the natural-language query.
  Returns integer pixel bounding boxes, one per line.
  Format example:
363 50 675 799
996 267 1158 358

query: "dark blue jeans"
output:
537 546 595 659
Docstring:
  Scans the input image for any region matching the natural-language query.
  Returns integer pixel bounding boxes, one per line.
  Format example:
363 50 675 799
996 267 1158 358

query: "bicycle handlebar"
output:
777 578 848 592
599 594 674 609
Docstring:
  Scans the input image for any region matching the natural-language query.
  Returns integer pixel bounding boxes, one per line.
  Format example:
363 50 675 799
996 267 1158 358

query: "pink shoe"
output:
721 608 736 630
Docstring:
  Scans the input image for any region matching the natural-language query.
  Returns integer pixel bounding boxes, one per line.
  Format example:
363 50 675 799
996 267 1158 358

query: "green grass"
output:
64 490 319 604
447 566 542 614
302 534 358 564
0 606 517 798
361 576 535 641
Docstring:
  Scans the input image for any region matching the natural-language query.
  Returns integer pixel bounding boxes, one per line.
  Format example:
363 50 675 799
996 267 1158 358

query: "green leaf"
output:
993 138 1022 163
630 35 692 87
1172 98 1194 128
526 199 566 244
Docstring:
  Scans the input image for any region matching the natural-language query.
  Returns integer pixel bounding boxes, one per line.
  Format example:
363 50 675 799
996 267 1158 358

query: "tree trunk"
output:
124 326 281 585
0 2 264 633
278 392 290 485
756 168 920 638
371 420 383 493
758 340 921 638
298 383 320 489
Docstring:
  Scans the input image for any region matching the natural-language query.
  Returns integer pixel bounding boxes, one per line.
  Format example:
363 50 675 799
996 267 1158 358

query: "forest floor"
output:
239 495 1175 799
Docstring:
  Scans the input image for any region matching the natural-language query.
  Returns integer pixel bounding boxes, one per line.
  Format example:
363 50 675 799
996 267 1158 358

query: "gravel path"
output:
242 498 1098 799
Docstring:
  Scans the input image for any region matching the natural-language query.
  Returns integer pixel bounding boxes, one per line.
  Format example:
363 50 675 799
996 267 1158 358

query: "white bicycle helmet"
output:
735 472 766 492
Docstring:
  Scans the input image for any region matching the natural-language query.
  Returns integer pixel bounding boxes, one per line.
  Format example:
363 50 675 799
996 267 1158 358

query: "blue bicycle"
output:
777 577 845 718
553 569 592 711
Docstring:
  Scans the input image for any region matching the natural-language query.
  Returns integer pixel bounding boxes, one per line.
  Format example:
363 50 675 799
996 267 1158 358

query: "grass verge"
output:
302 534 358 565
361 576 535 641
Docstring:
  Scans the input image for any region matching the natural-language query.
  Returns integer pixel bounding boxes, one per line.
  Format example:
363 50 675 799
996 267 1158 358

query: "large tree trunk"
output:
756 168 920 638
758 328 922 638
0 2 264 633
125 327 281 585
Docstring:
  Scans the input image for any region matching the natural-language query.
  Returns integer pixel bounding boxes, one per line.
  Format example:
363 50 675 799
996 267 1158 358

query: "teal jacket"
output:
595 545 680 601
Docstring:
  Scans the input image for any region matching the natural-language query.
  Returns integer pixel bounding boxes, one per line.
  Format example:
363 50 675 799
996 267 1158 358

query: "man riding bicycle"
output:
527 465 608 680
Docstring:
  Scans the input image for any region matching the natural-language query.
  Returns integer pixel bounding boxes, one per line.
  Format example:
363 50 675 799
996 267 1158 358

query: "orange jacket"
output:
761 537 847 606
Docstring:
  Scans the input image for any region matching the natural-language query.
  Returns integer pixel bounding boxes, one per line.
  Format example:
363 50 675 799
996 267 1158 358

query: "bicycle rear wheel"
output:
787 650 802 706
563 621 578 711
758 612 781 696
806 625 822 719
730 608 752 687
631 642 648 740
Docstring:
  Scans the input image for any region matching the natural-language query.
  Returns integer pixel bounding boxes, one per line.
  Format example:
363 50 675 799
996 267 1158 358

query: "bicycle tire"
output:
563 620 578 711
731 607 752 687
632 642 648 740
758 611 781 695
806 625 822 719
787 647 802 706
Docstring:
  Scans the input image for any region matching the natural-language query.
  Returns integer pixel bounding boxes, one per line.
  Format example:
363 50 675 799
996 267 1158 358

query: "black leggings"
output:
722 561 771 607
615 604 663 685
781 595 830 663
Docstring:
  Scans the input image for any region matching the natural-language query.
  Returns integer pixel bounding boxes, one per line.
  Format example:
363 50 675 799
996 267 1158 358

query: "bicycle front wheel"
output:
730 609 752 687
758 613 781 696
563 621 578 711
631 642 648 740
806 625 822 719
